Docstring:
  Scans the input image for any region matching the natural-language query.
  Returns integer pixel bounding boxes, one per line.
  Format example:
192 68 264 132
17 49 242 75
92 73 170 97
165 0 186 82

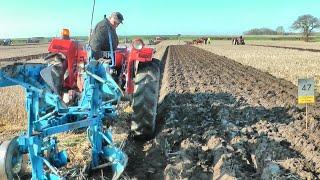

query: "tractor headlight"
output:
132 39 144 50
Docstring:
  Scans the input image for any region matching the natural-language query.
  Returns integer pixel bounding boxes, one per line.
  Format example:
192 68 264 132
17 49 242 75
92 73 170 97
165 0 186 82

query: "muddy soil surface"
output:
1 43 319 179
124 45 320 179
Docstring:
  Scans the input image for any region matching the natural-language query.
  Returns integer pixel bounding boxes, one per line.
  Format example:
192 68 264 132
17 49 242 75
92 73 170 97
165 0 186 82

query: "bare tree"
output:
276 26 285 35
291 14 320 41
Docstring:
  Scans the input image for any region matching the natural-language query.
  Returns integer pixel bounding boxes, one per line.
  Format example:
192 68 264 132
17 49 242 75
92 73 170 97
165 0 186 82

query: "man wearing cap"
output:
89 12 124 57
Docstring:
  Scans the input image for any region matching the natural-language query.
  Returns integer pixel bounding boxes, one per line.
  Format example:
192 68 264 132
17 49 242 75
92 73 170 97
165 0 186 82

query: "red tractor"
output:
46 29 160 139
232 36 245 45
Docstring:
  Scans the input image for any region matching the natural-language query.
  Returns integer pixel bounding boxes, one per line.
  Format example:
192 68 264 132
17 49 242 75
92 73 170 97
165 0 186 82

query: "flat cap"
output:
111 12 124 24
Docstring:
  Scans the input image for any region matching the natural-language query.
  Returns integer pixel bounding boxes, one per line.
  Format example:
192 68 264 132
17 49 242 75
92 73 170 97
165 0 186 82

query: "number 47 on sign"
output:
298 78 315 104
298 78 315 130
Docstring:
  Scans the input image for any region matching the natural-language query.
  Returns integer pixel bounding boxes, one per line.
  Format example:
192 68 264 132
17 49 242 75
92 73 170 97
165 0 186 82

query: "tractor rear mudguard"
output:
125 47 154 94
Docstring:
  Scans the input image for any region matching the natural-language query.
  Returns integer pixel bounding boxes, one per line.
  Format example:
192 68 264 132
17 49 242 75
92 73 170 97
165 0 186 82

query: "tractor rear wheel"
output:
131 59 160 139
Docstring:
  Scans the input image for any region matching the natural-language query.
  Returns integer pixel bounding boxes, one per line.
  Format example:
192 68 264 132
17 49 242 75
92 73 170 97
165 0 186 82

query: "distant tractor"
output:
26 37 40 44
148 36 168 45
0 39 12 46
154 36 163 44
148 39 155 45
192 37 211 45
192 38 203 44
232 36 245 45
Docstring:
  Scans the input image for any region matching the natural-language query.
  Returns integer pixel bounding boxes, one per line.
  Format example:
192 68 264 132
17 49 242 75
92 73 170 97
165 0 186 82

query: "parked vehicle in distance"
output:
0 39 12 46
26 37 40 44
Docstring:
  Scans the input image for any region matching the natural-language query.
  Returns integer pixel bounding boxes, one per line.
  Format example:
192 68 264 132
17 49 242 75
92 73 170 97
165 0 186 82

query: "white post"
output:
305 103 308 130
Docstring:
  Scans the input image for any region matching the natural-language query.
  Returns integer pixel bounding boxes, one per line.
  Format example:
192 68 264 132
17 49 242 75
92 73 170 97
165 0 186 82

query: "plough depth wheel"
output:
0 137 23 180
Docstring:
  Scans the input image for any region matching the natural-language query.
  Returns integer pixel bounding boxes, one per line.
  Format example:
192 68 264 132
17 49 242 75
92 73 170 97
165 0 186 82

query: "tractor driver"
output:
89 12 124 59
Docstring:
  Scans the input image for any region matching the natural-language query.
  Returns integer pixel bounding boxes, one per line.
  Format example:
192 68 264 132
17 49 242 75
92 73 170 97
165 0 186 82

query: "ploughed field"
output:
125 45 320 179
0 42 319 179
198 40 320 86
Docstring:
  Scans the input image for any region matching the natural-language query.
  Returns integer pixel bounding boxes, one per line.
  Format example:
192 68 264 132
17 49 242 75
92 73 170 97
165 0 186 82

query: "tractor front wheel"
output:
131 59 160 140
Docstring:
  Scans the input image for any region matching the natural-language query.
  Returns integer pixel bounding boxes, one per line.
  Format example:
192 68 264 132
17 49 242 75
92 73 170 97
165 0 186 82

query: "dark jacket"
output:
89 19 118 52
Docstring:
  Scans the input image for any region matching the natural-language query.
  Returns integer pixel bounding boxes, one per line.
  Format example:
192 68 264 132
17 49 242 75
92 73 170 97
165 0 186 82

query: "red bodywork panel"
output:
128 48 153 62
48 38 87 91
114 50 127 68
47 38 153 94
125 47 153 93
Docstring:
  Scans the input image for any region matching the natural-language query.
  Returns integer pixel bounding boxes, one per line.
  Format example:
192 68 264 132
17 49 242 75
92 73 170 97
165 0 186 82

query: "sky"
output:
0 0 319 38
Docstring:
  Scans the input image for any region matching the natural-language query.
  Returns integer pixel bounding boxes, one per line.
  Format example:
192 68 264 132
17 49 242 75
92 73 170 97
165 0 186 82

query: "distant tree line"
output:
245 26 286 35
244 14 320 41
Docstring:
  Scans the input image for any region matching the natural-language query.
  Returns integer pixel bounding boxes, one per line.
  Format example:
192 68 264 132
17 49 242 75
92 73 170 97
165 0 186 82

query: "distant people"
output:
204 37 208 44
89 12 124 59
207 37 211 44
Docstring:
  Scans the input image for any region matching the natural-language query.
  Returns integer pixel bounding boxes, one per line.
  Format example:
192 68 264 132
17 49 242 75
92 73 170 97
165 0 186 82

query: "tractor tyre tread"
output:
131 59 160 140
